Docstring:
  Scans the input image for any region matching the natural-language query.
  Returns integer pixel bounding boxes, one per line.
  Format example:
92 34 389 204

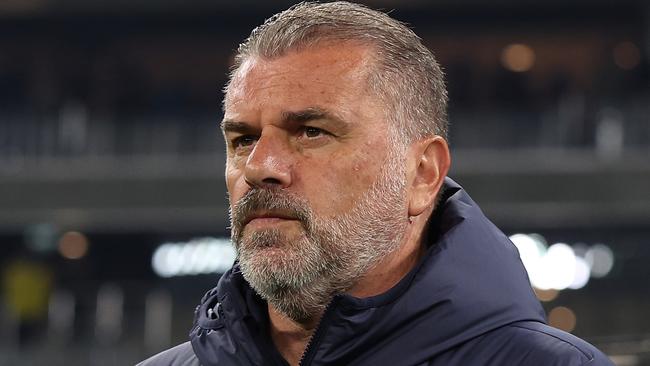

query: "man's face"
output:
222 43 409 321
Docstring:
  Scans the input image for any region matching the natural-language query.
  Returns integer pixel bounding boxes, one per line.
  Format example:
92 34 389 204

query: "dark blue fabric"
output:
189 178 614 366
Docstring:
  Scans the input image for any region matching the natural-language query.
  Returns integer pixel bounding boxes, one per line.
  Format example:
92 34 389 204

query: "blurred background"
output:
0 0 648 364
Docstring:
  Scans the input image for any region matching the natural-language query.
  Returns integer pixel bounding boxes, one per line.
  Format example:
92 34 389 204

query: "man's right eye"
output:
232 135 257 149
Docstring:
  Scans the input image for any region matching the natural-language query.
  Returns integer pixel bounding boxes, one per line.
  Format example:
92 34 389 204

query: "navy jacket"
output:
139 178 614 365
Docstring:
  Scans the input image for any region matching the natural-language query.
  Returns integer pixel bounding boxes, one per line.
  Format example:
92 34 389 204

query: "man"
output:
140 2 613 365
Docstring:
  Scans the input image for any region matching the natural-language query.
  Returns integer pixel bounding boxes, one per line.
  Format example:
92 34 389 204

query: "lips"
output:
242 211 300 226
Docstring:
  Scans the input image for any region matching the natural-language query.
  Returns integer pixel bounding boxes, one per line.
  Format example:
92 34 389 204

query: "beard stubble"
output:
230 148 408 323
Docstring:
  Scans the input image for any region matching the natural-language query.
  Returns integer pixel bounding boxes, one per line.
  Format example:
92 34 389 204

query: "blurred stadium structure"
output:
0 0 649 364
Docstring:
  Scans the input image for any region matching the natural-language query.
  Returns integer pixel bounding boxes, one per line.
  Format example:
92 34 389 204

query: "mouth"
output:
242 211 300 227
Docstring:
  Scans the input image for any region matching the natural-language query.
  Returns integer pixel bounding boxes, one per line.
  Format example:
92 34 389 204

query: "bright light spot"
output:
528 233 548 247
510 233 544 288
177 244 193 276
510 234 615 291
165 245 184 276
193 242 211 274
501 43 536 72
537 243 576 290
204 243 221 273
534 288 559 302
151 238 236 277
569 257 590 290
57 231 89 260
613 41 641 70
585 244 614 278
548 306 577 333
510 233 545 269
152 244 173 278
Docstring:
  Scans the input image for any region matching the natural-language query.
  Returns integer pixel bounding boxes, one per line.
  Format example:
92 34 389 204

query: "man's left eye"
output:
303 126 324 138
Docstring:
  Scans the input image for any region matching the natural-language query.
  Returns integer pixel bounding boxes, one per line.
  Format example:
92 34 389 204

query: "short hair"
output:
224 1 448 143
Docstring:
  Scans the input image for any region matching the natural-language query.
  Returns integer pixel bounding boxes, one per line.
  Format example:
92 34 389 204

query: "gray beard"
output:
230 149 408 323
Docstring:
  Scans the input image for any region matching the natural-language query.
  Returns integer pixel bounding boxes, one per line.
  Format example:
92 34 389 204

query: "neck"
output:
268 208 431 365
269 306 319 366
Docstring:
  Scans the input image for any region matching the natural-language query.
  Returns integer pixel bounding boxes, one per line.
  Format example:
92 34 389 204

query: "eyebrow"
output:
282 107 340 124
220 120 251 134
221 107 350 133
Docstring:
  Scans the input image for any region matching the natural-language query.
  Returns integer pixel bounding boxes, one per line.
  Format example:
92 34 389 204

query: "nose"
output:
244 130 292 188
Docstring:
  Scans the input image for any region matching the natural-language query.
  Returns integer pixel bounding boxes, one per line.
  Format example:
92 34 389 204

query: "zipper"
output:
297 297 339 366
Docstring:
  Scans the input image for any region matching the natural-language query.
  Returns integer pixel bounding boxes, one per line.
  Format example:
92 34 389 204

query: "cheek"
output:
225 161 246 203
299 149 382 213
346 154 378 188
225 162 237 188
338 141 383 180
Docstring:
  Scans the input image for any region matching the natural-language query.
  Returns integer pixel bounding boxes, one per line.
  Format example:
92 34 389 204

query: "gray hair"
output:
224 1 448 143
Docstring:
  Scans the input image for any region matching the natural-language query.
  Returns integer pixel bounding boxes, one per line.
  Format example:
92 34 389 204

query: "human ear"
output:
408 136 451 216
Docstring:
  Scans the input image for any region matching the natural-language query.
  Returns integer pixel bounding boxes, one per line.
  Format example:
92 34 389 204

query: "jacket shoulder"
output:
481 321 613 366
137 341 201 366
439 321 614 366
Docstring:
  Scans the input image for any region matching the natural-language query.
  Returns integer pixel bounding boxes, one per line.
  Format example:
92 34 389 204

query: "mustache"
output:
231 188 313 234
